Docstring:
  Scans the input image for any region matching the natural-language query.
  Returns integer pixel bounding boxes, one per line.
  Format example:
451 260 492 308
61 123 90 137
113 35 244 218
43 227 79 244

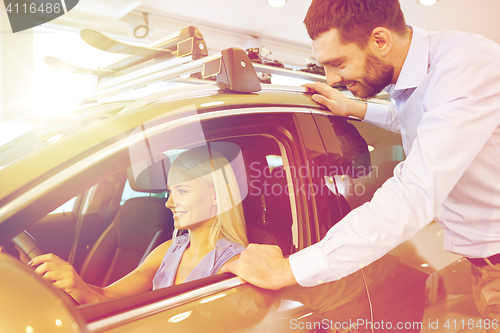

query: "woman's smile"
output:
171 211 187 220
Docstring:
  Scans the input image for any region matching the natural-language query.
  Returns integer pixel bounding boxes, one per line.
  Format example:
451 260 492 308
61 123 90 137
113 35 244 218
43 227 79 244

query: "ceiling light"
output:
419 0 437 6
268 0 286 8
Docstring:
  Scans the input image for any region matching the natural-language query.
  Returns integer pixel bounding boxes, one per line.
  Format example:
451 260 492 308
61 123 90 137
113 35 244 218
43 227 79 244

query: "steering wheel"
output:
12 230 44 260
10 231 80 306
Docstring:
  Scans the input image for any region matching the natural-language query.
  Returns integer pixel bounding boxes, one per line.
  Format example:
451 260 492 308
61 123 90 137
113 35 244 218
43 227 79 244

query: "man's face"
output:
312 28 394 100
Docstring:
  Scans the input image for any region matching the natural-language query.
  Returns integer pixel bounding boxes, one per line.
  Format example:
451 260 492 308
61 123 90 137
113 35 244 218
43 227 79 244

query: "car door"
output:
80 103 429 333
76 104 377 333
311 108 427 329
0 99 425 333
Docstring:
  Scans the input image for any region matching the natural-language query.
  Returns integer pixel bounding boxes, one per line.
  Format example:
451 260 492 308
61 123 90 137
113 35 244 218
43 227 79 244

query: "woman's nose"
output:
166 193 176 209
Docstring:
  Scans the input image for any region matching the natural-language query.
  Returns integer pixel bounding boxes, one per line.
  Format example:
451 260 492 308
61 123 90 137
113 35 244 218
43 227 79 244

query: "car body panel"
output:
0 253 89 333
79 256 425 333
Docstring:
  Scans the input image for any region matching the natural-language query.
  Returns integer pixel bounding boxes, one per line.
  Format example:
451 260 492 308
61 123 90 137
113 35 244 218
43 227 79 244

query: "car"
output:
0 26 476 333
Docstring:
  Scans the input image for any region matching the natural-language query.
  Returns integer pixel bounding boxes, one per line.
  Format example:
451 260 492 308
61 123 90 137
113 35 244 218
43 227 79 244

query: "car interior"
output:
7 111 391 307
19 130 298 297
78 157 175 288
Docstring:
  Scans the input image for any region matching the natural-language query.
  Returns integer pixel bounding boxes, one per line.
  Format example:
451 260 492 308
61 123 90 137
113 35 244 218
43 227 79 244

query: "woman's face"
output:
166 166 217 230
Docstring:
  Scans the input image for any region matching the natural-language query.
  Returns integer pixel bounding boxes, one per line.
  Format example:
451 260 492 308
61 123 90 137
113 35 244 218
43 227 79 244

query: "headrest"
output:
127 157 171 193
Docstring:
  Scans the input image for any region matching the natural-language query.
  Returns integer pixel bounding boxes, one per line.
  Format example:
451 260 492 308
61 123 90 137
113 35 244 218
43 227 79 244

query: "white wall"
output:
401 0 500 45
0 10 34 122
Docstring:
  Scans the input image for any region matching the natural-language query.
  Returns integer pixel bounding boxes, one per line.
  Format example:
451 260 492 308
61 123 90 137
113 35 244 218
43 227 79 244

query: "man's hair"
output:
304 0 408 47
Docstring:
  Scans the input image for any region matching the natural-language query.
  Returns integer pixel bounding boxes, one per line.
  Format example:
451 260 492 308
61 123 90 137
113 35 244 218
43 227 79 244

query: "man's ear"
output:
368 27 393 58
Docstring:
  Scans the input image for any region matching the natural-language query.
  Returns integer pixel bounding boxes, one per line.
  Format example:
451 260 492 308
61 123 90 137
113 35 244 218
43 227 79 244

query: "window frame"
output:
78 106 319 326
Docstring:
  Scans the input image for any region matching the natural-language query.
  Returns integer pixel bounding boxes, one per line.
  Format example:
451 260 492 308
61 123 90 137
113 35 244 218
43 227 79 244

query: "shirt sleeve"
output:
289 58 500 287
363 102 400 134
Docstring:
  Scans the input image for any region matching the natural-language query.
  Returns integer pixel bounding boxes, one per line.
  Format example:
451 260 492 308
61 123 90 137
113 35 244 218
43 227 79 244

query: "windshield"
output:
0 101 131 170
0 115 102 169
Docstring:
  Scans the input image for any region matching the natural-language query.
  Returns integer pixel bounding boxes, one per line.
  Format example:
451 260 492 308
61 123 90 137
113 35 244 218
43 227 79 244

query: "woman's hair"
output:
304 0 408 48
171 145 248 247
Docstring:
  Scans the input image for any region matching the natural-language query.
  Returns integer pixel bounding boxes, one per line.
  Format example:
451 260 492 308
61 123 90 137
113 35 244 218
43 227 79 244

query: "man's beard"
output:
348 51 394 100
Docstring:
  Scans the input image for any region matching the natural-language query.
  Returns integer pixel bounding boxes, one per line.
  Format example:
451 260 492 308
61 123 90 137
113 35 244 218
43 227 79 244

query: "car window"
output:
0 115 101 169
312 112 404 222
49 197 76 214
72 107 312 327
127 109 301 259
292 113 348 240
323 116 373 214
120 179 166 205
344 118 404 209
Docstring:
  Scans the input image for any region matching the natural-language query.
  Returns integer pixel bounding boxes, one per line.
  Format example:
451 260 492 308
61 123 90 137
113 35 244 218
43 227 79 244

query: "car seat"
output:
79 158 174 287
244 163 294 256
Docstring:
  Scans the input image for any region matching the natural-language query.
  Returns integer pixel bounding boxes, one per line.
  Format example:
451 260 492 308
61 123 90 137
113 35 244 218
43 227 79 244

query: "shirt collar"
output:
389 25 429 94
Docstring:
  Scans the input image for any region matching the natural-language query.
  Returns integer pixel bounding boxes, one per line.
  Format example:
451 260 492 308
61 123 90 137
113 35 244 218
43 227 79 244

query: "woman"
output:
29 145 248 304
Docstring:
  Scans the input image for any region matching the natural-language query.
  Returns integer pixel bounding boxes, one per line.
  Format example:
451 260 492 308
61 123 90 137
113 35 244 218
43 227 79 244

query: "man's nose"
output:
325 68 342 86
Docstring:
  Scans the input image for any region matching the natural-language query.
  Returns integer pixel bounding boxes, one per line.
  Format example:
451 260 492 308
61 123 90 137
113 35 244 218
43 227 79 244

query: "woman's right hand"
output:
29 253 101 304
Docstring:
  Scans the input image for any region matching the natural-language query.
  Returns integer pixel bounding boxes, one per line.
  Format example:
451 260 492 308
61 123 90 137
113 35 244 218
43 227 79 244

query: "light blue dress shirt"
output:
290 26 500 287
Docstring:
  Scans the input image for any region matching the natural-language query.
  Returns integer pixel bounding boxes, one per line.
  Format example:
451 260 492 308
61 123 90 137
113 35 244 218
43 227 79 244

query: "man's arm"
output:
225 59 500 289
294 59 500 286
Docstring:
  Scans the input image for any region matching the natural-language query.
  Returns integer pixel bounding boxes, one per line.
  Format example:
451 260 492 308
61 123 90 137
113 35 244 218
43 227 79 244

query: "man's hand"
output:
220 244 297 290
303 82 367 119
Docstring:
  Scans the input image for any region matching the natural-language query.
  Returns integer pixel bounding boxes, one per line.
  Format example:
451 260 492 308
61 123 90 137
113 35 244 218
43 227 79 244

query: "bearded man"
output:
222 0 500 325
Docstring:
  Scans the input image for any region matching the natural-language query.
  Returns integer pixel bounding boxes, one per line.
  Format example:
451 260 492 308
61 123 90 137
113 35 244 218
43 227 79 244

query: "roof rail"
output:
252 63 326 83
46 26 331 101
84 47 261 100
46 26 208 90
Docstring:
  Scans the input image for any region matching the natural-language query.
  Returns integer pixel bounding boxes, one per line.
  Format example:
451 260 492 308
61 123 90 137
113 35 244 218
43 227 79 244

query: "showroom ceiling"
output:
0 0 498 67
69 0 500 46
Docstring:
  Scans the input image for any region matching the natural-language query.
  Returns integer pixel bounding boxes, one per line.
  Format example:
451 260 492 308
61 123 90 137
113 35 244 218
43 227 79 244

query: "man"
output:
223 0 500 323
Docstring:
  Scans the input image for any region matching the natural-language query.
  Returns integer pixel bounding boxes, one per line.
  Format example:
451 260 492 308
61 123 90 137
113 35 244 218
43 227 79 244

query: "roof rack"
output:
46 26 329 101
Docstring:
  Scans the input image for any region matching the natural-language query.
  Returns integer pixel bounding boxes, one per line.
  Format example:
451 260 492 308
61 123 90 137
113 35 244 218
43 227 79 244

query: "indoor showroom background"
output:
0 0 498 132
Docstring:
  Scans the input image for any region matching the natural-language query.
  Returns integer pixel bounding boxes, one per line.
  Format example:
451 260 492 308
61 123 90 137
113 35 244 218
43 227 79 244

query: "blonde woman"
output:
153 146 248 288
29 145 248 304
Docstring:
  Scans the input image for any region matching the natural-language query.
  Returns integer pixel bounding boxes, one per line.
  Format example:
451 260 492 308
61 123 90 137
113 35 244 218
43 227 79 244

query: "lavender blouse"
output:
152 233 245 290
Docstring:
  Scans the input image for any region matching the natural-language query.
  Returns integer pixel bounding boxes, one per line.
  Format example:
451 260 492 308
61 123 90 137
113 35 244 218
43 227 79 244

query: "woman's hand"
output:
29 253 102 304
303 82 367 119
